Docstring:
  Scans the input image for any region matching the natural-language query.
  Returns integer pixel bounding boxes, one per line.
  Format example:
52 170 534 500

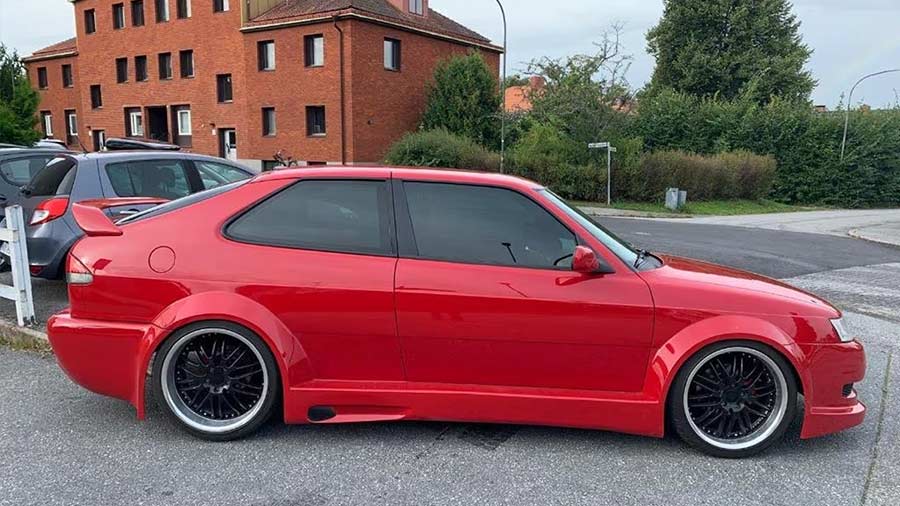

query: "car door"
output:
0 153 60 208
99 157 197 220
224 177 405 382
394 181 655 392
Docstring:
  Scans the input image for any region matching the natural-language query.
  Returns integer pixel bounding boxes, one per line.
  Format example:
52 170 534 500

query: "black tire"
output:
152 320 280 441
669 340 798 458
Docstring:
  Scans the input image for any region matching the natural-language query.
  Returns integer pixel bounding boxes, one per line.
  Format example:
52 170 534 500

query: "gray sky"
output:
2 0 899 108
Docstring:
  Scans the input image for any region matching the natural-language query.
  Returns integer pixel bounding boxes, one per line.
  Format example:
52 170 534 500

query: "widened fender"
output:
641 314 810 426
132 291 311 419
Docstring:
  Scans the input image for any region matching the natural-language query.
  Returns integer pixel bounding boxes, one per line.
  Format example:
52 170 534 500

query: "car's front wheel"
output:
670 341 798 458
152 321 279 441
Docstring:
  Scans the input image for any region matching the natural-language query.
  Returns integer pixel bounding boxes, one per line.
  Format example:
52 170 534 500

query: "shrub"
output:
384 128 500 171
634 150 776 201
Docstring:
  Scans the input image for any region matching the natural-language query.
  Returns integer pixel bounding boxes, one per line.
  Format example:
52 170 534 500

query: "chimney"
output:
386 0 428 16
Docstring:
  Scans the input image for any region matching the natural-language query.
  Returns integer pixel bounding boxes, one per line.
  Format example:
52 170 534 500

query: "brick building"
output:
23 0 501 170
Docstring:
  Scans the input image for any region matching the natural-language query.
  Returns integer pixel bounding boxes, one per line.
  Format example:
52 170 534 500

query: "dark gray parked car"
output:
0 147 73 210
1 150 254 279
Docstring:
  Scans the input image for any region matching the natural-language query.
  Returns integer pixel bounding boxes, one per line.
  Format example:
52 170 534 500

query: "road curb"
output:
579 207 695 219
848 229 900 250
0 318 50 352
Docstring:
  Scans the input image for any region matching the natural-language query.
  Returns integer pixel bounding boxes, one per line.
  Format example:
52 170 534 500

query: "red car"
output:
48 167 865 458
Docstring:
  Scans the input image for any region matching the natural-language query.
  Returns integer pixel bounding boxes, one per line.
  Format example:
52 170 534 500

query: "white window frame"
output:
114 3 126 28
409 0 424 15
384 39 400 71
177 109 192 135
178 0 191 18
67 112 78 136
157 0 169 21
42 113 53 137
221 0 230 11
129 111 144 137
260 41 275 71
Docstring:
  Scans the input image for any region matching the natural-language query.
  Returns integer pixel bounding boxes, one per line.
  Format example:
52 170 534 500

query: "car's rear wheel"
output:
670 341 797 458
152 321 279 441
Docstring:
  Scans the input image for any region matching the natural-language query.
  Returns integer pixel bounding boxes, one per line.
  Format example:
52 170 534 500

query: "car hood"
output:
638 254 840 319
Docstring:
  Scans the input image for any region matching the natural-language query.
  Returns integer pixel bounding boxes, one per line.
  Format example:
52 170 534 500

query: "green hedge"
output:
633 150 776 201
383 128 500 171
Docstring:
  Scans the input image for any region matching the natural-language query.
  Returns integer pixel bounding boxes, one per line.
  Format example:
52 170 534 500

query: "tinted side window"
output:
28 157 77 196
404 182 577 269
194 161 250 190
227 180 393 256
0 155 56 186
105 159 192 200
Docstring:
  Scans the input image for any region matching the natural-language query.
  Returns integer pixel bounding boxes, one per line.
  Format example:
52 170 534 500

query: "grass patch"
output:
577 199 822 216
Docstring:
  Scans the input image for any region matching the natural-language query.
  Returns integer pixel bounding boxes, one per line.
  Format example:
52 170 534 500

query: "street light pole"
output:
840 68 900 162
495 0 507 174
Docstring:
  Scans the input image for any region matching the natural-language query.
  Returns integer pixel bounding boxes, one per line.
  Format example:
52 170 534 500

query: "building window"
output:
113 3 125 29
306 106 326 136
90 85 102 109
177 107 191 135
66 110 78 143
61 65 73 88
116 57 129 83
158 52 172 79
135 55 148 81
40 112 53 138
304 35 324 67
409 0 424 15
384 38 401 71
213 0 229 12
155 0 169 22
84 9 96 34
216 74 232 102
126 107 144 137
179 50 194 78
37 67 48 89
257 40 275 71
262 107 276 136
132 0 145 26
176 0 190 19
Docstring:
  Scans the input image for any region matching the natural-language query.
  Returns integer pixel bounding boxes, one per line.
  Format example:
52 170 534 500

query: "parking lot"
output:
1 218 899 506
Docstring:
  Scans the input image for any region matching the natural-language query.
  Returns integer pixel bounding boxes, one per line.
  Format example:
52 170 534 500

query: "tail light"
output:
66 255 93 285
31 197 70 226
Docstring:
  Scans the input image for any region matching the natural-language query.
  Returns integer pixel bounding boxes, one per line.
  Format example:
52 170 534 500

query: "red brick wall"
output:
27 56 81 147
70 0 245 155
348 21 501 163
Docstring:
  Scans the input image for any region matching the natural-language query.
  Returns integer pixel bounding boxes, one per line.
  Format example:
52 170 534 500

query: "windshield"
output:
540 189 639 267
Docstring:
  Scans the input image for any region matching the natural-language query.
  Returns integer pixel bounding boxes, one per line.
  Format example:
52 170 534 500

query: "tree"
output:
421 52 501 148
524 26 634 155
646 0 815 104
0 44 40 146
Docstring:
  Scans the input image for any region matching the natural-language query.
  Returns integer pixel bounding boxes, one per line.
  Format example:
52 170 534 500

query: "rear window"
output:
105 159 192 200
0 155 56 186
117 180 248 225
27 157 77 196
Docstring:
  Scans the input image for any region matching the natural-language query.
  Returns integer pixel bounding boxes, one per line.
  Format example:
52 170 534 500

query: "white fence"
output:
0 206 35 326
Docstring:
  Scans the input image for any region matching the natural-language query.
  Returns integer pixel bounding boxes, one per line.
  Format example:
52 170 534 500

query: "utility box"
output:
666 188 680 211
678 190 688 208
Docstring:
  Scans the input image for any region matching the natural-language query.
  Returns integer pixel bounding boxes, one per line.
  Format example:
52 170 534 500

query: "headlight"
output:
831 318 853 343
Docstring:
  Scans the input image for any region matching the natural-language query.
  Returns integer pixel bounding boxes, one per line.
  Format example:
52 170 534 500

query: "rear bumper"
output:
800 340 867 439
47 310 152 416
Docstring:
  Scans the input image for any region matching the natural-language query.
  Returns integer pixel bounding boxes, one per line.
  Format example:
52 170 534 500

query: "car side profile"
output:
48 167 866 458
2 150 253 279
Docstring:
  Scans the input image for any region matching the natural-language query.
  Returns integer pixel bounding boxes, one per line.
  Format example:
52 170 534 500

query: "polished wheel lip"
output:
683 346 788 451
161 328 269 434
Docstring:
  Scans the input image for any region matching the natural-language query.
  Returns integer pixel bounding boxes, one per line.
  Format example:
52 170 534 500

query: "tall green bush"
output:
384 129 500 172
634 150 775 201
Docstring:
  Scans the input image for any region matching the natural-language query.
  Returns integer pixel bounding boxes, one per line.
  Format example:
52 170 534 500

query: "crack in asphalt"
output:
861 348 894 506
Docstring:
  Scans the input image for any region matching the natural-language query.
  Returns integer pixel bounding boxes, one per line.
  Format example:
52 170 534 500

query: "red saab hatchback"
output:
48 167 866 458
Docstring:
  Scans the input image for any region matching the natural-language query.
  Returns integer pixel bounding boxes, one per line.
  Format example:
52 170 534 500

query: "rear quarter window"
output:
27 157 77 196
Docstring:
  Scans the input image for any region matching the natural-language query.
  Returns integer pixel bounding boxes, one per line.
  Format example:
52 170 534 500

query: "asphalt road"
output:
1 219 899 506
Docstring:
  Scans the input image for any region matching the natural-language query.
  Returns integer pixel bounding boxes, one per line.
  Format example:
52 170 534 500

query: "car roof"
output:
255 166 541 192
0 147 75 158
67 150 250 166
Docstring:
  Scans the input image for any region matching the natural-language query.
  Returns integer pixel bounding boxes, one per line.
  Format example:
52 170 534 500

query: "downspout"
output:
333 16 347 165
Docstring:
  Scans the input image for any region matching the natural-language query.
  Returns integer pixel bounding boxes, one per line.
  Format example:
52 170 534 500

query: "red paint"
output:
47 167 866 441
71 203 123 237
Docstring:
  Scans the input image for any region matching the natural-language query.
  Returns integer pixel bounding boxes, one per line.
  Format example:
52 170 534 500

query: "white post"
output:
606 147 612 206
5 206 35 326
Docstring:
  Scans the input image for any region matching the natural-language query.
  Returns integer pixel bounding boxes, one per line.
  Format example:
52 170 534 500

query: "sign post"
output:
588 142 617 206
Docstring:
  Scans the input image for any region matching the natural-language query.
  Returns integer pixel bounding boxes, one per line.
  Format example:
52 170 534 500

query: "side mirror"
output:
572 245 614 275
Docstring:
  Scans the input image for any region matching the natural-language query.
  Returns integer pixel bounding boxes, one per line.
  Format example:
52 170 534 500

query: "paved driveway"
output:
1 219 899 506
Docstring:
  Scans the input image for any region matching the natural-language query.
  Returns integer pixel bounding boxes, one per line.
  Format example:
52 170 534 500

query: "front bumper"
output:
800 340 867 439
47 310 153 416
